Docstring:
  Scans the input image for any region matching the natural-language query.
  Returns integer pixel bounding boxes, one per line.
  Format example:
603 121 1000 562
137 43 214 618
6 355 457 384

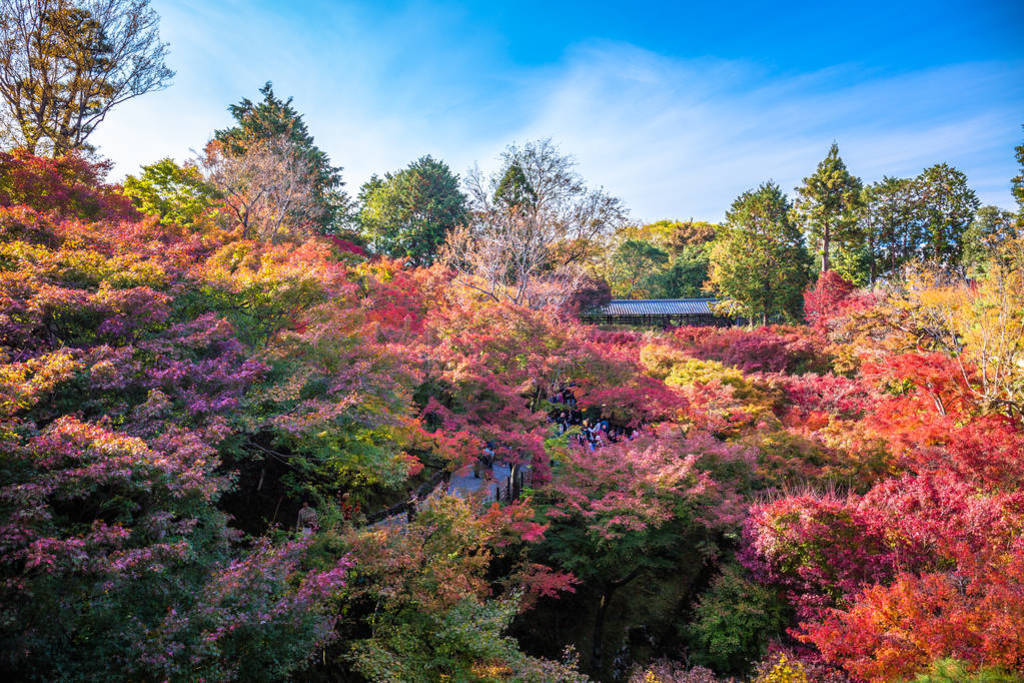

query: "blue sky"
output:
90 0 1024 222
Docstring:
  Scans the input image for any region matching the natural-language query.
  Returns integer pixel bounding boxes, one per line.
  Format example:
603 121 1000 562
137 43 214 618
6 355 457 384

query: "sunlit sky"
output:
90 0 1024 222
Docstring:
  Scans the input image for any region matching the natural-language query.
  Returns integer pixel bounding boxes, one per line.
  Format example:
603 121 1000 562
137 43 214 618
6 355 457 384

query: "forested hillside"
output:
1 140 1023 681
1 1 1023 681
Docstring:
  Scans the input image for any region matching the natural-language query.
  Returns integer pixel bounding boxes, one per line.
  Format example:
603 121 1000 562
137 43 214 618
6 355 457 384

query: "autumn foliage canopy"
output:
1 150 1023 681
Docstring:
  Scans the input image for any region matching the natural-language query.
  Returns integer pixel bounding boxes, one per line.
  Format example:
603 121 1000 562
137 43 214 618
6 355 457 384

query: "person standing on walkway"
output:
339 493 361 528
406 487 418 523
297 502 318 534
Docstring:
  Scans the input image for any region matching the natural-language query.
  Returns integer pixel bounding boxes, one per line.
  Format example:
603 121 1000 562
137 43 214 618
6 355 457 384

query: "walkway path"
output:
368 388 634 531
369 460 511 530
449 461 511 499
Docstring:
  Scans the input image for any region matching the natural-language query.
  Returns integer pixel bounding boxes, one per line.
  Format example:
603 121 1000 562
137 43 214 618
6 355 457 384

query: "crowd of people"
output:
549 385 638 450
299 385 641 531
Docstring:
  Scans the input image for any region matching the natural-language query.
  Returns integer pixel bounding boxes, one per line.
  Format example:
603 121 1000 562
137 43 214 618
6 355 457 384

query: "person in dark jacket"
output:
406 487 418 523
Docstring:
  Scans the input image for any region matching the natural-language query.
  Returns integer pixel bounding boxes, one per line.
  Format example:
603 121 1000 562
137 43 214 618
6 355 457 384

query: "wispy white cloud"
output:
510 44 1024 221
89 3 1024 222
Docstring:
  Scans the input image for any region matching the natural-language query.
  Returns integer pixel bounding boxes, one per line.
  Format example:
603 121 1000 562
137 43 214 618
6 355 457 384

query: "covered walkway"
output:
585 298 727 327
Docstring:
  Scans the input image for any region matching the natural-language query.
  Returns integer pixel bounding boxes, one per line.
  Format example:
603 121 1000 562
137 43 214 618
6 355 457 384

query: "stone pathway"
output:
370 460 512 530
448 461 511 499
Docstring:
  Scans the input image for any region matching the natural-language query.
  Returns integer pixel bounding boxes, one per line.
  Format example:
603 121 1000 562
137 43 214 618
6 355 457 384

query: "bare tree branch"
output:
439 140 626 309
0 0 173 154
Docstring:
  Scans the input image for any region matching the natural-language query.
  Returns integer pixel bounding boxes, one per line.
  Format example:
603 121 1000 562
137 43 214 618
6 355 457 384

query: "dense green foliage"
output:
709 182 812 324
357 155 467 265
792 143 864 273
609 238 669 297
601 220 714 299
916 162 981 262
121 158 220 228
962 204 1019 271
685 565 790 674
856 175 926 283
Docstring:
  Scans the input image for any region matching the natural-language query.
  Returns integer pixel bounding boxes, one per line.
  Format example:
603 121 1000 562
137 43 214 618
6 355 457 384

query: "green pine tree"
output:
214 82 349 231
915 163 980 264
710 181 812 325
493 162 537 211
358 155 468 265
793 143 864 273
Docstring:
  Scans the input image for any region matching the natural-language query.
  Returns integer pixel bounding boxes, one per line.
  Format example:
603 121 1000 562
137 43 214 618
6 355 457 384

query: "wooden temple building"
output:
584 297 727 327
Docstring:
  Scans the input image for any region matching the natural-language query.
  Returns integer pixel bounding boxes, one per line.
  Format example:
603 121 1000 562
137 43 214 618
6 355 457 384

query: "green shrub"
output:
685 564 789 674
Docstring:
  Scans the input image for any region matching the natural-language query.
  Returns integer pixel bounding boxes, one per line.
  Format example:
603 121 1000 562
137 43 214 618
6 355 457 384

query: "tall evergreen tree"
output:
915 163 979 264
493 162 537 211
793 143 864 273
962 205 1019 271
859 176 926 282
214 82 348 231
358 155 467 265
709 181 811 325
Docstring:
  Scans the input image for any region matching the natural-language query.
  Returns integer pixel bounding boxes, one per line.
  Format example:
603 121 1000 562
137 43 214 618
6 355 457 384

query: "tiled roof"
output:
595 298 718 316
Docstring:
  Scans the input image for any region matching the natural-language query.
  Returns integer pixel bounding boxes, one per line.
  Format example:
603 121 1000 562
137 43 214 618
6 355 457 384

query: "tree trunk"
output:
869 235 877 284
591 568 642 672
592 587 613 672
821 221 831 272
